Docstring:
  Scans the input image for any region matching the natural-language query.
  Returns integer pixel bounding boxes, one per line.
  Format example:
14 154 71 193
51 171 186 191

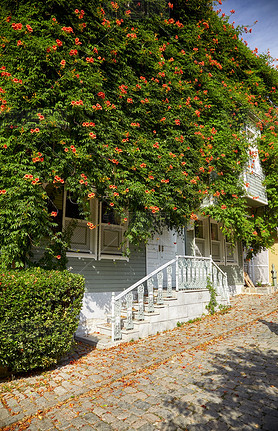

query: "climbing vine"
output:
206 277 218 315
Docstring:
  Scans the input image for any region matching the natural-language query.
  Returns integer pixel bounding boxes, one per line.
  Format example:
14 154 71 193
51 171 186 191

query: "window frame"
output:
63 191 98 259
98 202 128 260
62 193 128 261
224 238 238 265
210 220 224 264
193 218 210 257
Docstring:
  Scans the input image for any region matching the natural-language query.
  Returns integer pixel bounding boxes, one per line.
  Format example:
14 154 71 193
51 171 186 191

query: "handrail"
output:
115 255 212 301
177 255 212 261
211 259 227 277
115 257 177 301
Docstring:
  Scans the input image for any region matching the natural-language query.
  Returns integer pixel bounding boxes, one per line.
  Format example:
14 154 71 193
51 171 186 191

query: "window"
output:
63 192 98 256
47 186 127 260
194 220 205 256
192 217 238 265
194 219 209 257
99 202 127 257
243 125 268 206
225 238 238 264
210 222 223 263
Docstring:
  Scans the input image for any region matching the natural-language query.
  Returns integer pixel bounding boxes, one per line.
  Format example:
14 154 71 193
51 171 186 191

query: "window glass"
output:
226 244 234 262
101 202 120 225
212 242 220 261
211 224 219 241
195 221 204 239
65 194 84 220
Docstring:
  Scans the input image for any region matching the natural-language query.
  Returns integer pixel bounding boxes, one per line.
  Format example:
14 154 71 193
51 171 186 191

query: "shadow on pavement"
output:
259 319 278 336
159 345 278 431
0 341 95 383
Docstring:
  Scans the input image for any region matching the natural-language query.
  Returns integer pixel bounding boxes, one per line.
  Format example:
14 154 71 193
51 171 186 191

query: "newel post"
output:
175 258 179 292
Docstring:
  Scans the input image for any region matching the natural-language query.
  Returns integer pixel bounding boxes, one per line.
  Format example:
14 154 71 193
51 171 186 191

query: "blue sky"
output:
213 0 278 61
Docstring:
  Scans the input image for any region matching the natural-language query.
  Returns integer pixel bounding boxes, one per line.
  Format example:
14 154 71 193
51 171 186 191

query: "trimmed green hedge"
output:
0 268 85 373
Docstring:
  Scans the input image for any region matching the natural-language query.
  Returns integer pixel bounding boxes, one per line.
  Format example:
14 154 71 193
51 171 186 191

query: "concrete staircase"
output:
75 256 230 348
75 288 228 349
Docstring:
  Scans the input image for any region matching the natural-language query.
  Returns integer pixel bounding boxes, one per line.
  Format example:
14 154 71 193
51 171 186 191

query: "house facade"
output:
35 123 268 337
36 188 245 335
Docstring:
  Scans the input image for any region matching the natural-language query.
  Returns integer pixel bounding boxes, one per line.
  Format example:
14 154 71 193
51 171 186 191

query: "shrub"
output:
0 268 85 373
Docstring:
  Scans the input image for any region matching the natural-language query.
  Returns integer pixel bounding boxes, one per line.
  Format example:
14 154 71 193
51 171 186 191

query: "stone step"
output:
114 294 178 311
105 309 162 325
74 332 114 349
95 324 140 343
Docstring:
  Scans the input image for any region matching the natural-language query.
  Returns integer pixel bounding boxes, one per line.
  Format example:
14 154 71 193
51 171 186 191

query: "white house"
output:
35 123 268 342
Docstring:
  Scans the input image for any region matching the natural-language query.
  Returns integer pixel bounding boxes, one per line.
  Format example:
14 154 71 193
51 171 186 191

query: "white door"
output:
146 228 177 274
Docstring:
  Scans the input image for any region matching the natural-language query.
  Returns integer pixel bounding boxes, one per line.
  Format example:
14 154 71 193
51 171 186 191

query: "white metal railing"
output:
111 255 230 341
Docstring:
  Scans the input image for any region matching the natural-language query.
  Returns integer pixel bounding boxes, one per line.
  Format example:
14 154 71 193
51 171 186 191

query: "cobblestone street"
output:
1 293 278 431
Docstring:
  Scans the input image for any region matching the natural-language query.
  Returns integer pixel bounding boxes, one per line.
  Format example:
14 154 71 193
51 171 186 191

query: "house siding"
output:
68 244 146 293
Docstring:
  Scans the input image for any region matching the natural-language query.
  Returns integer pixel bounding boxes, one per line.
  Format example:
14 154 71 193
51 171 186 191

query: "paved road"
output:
0 293 278 430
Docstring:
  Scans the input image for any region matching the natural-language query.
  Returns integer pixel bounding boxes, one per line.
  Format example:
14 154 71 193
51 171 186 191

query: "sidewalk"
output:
0 293 277 430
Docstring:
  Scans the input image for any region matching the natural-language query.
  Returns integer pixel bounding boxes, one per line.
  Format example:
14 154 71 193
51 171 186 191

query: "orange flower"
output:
190 213 198 221
87 222 96 230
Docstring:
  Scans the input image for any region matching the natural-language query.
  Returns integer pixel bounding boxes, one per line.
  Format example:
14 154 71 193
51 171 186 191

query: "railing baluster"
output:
178 259 182 289
182 258 186 289
176 259 179 292
178 259 183 291
224 274 230 302
157 271 164 304
147 278 155 313
125 292 134 330
113 296 122 340
193 260 197 289
137 284 145 320
196 261 200 289
189 259 193 289
184 259 188 289
212 265 218 293
218 272 223 297
202 260 206 288
200 260 203 288
167 265 173 297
